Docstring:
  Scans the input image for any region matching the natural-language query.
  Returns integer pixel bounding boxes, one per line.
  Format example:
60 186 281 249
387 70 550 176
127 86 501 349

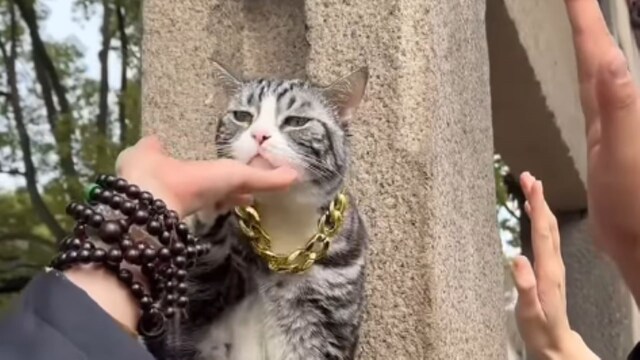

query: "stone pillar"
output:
142 0 504 358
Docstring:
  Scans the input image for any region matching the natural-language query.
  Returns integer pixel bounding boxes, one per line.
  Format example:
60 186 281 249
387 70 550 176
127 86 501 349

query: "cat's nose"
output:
252 132 271 145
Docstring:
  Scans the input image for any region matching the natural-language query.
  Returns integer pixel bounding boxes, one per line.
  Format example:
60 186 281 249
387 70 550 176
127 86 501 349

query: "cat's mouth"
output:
248 154 276 170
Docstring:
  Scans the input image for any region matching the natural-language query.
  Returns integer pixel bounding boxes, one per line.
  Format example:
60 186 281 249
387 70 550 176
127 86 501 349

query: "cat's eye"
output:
232 111 253 124
284 116 312 128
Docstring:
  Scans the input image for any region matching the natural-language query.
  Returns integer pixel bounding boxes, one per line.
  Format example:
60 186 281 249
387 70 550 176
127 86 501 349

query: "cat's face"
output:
213 63 368 201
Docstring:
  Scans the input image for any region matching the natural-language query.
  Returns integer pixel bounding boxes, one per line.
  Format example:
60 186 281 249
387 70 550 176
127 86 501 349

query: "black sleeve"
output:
0 270 155 360
630 342 640 360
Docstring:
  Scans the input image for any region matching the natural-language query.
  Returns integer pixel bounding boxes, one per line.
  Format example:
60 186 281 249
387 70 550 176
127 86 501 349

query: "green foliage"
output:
0 0 141 306
494 154 521 250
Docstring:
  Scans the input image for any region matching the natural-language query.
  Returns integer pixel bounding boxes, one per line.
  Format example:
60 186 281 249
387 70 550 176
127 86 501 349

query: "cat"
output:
159 62 370 360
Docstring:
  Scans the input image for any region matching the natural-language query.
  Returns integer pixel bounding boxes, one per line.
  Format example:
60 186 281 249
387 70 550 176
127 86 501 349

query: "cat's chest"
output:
195 279 296 360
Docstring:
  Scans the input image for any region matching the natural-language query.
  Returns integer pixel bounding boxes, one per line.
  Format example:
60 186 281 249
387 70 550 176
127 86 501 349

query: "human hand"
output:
563 0 640 259
511 172 599 360
115 135 297 218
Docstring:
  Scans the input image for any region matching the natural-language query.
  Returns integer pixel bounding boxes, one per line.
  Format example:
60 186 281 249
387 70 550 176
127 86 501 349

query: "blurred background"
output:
0 0 141 309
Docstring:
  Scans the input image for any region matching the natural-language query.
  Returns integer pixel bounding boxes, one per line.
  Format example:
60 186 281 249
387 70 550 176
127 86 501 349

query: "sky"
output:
2 1 520 257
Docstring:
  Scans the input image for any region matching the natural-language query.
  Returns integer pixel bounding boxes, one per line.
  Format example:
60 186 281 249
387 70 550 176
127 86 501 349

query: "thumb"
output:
596 47 640 149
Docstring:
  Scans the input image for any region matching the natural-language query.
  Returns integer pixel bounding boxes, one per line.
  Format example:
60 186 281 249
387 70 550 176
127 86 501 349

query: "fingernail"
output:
609 48 630 81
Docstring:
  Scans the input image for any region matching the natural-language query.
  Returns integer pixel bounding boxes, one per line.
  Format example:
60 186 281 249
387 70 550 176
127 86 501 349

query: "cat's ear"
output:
323 66 369 121
212 59 243 96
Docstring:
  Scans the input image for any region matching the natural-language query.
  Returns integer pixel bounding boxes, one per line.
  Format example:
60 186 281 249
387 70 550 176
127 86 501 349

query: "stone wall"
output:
142 0 504 358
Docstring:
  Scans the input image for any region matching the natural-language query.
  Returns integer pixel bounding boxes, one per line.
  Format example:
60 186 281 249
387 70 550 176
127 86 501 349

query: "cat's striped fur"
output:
157 63 369 360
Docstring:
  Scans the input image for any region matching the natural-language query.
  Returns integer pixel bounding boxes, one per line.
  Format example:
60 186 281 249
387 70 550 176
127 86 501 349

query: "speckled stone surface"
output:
142 0 504 358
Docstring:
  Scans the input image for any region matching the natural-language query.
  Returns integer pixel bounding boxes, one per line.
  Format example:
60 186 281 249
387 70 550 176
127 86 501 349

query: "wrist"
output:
537 331 599 360
63 265 140 332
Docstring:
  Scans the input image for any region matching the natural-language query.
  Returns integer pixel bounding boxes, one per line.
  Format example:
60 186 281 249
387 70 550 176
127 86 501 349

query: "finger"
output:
136 135 166 154
538 182 561 255
519 171 536 196
210 160 298 194
528 180 556 274
596 48 640 152
563 0 616 135
225 193 254 208
511 256 545 322
564 0 616 83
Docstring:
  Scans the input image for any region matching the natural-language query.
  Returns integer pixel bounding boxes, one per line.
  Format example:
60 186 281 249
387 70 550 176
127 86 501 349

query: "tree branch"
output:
14 0 80 194
116 0 128 147
0 166 25 176
0 1 66 240
0 232 56 250
96 0 112 162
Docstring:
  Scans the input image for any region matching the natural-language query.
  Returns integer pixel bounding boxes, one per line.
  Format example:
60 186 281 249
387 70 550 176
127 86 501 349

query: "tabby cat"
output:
161 63 370 360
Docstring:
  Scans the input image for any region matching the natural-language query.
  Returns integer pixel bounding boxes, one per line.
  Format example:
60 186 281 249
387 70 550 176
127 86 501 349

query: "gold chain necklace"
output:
234 192 348 274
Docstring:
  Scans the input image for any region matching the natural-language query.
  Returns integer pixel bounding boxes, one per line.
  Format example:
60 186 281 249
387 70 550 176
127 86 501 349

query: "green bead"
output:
84 183 102 202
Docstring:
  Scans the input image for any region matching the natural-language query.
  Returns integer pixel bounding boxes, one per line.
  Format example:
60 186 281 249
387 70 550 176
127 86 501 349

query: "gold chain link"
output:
234 192 348 274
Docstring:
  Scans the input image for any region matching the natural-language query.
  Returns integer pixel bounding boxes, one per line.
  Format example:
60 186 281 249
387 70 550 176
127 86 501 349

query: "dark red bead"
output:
81 241 94 251
67 250 78 263
142 248 157 263
73 204 87 219
81 208 94 222
131 282 145 299
73 224 86 238
147 220 162 236
176 282 188 294
170 242 185 255
165 293 176 304
98 220 122 244
78 249 91 263
120 236 134 249
91 248 107 262
152 199 166 212
175 269 187 281
140 295 153 310
176 296 188 308
69 237 82 249
88 213 104 228
118 219 130 232
117 269 133 285
109 195 124 209
164 307 175 318
133 209 149 225
165 280 176 290
186 245 197 259
125 184 140 199
176 223 189 238
66 202 79 216
96 174 107 185
165 214 177 227
174 256 187 268
159 231 171 245
125 249 141 264
142 263 156 277
120 200 136 216
158 247 171 261
139 191 153 204
114 178 128 192
186 234 196 245
99 189 114 204
59 252 69 265
107 248 123 263
104 175 117 188
164 267 175 278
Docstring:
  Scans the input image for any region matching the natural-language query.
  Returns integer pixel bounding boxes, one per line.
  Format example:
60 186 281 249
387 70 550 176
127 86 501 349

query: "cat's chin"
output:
247 155 276 170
